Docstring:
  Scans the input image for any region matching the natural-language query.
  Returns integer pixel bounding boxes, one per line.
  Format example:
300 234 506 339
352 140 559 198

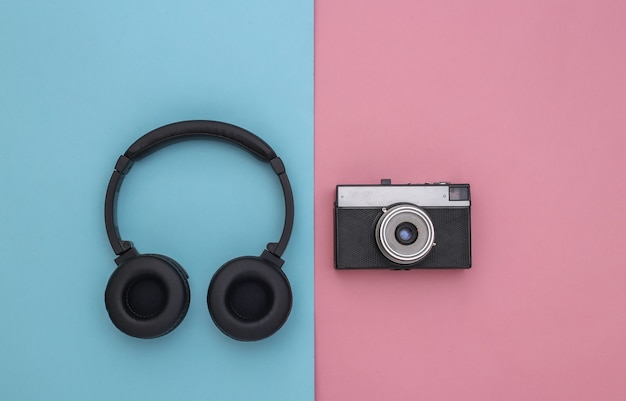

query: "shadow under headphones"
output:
104 120 294 341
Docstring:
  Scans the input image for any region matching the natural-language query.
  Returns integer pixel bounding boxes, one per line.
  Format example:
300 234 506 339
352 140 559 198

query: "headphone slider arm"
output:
115 155 134 174
270 157 285 175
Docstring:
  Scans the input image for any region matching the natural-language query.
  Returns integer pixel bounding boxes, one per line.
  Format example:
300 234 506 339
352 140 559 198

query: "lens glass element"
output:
395 222 418 245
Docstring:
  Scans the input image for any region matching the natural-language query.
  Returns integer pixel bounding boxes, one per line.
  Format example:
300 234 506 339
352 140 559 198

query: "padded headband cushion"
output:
124 120 277 162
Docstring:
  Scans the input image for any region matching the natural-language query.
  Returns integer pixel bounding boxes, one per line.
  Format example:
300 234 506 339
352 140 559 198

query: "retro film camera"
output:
334 179 471 269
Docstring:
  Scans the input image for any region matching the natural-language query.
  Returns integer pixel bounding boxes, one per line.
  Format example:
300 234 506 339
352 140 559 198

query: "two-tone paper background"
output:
2 1 625 400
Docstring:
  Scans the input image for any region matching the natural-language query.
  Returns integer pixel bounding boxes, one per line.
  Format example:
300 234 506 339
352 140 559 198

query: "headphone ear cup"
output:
105 254 190 339
207 257 292 341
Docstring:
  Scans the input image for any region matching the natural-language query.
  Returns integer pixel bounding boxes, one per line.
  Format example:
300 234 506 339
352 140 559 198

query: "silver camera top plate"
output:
336 184 470 208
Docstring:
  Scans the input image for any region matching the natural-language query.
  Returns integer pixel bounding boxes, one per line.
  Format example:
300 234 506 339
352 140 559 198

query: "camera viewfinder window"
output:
449 186 469 201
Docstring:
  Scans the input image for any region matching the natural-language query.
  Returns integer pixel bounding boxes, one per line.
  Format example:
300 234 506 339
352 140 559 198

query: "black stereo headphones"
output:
104 120 294 341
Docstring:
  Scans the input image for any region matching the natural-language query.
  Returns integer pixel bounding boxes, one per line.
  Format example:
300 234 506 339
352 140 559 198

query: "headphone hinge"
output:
261 248 284 269
114 244 138 266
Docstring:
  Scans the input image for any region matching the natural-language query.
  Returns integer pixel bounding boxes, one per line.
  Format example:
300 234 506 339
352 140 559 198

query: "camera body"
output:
334 180 472 269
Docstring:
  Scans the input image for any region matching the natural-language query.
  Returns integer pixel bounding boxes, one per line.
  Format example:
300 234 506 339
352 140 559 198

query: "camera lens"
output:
395 222 418 245
375 204 435 265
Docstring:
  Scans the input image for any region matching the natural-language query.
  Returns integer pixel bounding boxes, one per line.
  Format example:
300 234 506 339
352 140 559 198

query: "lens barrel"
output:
375 204 435 264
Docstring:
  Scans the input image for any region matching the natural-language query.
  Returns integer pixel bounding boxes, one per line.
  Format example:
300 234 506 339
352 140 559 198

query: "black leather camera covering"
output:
335 207 471 269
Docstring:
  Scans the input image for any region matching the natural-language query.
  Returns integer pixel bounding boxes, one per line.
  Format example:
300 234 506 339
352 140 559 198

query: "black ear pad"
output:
207 257 292 341
105 254 190 339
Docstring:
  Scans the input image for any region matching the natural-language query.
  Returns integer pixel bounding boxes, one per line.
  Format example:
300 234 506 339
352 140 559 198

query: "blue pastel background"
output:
0 1 313 400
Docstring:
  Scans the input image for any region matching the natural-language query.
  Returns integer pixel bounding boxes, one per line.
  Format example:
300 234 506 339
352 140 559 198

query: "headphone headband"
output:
104 120 294 260
125 120 277 161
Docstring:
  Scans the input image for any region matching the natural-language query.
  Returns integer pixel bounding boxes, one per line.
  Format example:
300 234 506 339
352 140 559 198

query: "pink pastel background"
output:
315 1 626 400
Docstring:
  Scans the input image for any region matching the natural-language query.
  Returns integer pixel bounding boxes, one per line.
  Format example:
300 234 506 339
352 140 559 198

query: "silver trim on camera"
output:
375 204 435 264
336 185 470 207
